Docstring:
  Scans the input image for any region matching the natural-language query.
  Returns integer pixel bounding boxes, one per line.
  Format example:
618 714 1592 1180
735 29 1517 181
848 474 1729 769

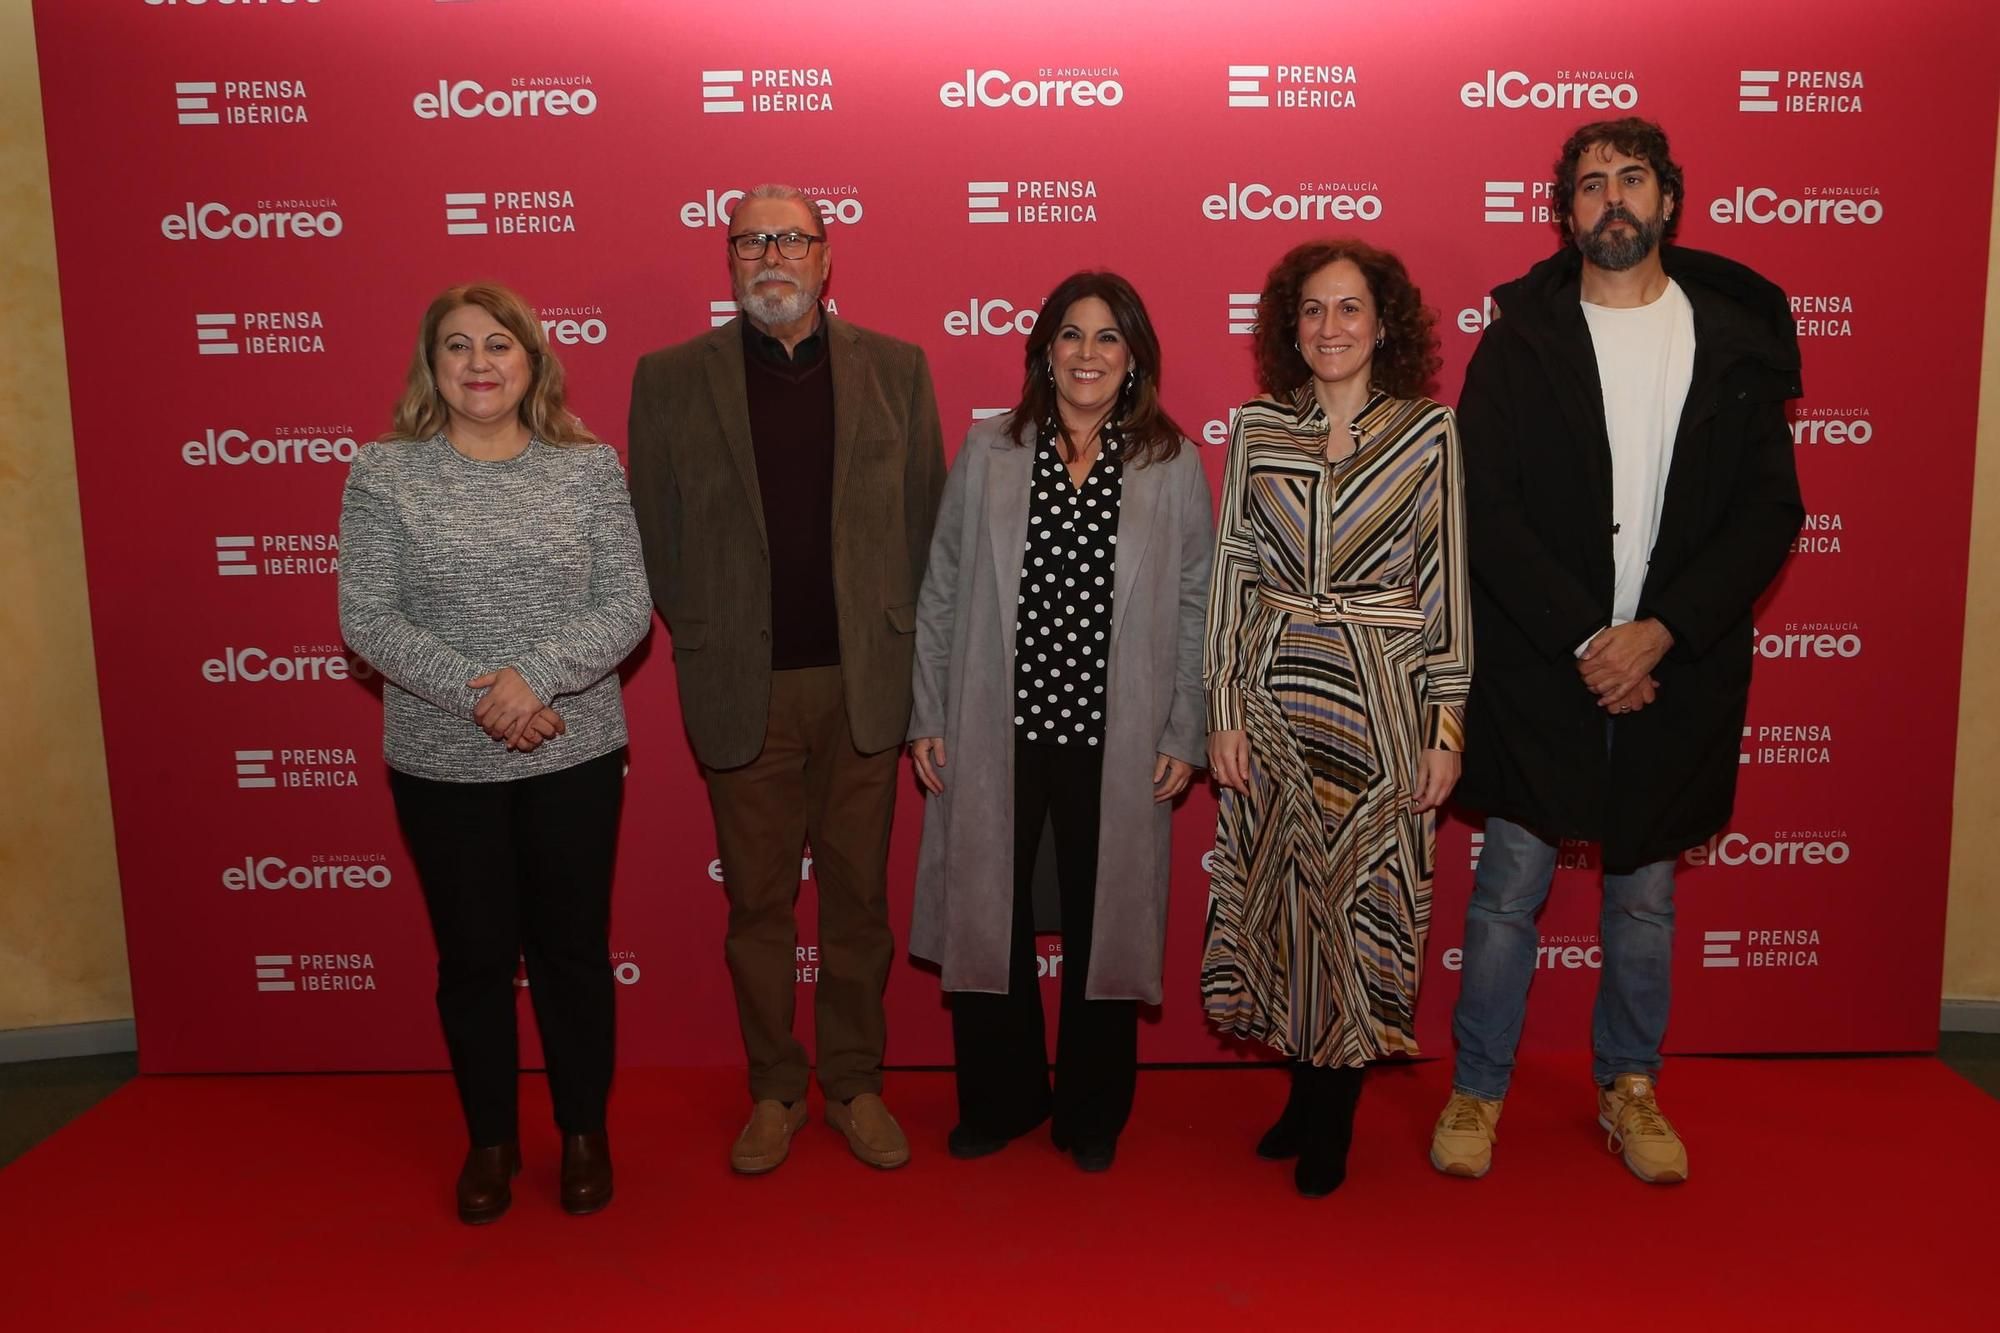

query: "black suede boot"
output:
1256 1060 1311 1160
1294 1064 1364 1198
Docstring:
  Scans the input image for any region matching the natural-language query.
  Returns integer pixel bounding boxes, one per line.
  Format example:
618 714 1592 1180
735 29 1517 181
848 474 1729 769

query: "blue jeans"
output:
1450 815 1676 1099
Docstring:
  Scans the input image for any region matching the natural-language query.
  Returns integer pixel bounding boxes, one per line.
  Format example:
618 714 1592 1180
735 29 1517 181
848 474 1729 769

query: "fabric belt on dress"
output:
1255 583 1424 630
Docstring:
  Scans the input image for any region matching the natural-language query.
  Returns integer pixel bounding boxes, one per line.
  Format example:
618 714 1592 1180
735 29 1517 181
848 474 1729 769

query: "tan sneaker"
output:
1598 1074 1688 1184
1430 1091 1502 1178
730 1098 808 1175
826 1092 911 1169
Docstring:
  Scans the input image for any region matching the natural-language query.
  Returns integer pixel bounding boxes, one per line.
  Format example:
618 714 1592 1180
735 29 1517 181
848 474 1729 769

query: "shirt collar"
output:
743 304 828 368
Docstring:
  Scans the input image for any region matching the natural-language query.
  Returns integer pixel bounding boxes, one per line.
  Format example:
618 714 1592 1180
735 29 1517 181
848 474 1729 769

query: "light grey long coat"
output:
907 413 1214 1002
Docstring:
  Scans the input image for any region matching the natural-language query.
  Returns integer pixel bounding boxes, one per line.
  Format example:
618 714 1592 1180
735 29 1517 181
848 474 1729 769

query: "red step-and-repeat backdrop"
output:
34 0 1996 1072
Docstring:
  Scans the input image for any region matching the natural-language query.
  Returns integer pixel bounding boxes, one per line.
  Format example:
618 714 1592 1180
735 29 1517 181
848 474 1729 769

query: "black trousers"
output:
950 737 1138 1146
388 747 624 1147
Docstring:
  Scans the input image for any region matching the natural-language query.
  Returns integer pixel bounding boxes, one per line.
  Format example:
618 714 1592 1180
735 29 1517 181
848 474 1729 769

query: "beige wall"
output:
1943 121 2000 1002
0 3 1994 1032
0 0 131 1031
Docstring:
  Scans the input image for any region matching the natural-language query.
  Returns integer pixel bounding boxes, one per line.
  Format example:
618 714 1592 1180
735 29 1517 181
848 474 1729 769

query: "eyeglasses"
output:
728 231 824 261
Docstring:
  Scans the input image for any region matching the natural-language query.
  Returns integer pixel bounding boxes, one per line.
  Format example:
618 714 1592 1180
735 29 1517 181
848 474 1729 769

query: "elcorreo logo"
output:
215 535 255 575
1738 70 1779 113
1791 293 1856 339
412 77 598 119
612 950 643 986
196 312 238 355
1201 182 1382 222
210 530 337 576
193 311 327 357
231 746 360 790
1455 295 1498 335
1685 831 1850 867
938 68 1123 109
966 179 1099 224
701 67 833 114
445 193 487 235
1469 831 1484 871
203 646 368 684
182 426 359 468
1443 933 1602 972
971 407 1010 423
225 856 391 892
175 78 309 125
709 299 737 329
1226 292 1259 335
1754 623 1861 659
445 189 577 236
1791 406 1871 447
1481 180 1550 224
162 199 342 241
1225 62 1359 109
1709 187 1883 226
1701 930 1740 967
254 955 295 991
537 305 608 346
1738 68 1864 114
707 854 816 883
678 186 863 228
942 298 1040 337
176 81 219 124
1459 69 1637 110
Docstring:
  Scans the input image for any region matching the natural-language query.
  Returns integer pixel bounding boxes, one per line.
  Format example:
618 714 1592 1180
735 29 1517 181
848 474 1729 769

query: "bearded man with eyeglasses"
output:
628 183 946 1175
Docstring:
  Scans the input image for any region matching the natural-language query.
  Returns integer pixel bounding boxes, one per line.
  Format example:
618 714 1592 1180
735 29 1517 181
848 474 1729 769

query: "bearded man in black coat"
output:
1430 118 1804 1186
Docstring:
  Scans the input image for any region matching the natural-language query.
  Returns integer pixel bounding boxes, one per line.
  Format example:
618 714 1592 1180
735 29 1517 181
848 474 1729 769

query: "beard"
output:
1576 204 1667 271
734 266 822 326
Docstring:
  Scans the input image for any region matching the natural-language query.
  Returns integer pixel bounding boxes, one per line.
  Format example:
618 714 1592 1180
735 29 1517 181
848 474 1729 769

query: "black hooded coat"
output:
1454 244 1805 871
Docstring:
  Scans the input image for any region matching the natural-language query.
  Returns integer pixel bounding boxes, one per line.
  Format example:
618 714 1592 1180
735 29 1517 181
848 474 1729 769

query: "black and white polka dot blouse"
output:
1013 425 1122 747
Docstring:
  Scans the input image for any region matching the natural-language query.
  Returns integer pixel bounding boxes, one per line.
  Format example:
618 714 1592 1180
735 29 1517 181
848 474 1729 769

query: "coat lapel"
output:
984 431 1034 668
703 321 765 545
1110 448 1164 643
827 315 871 530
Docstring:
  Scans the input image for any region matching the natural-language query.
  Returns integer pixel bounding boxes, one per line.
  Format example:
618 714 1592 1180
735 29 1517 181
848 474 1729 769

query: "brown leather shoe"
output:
731 1099 808 1175
826 1092 910 1169
456 1142 521 1225
560 1132 613 1215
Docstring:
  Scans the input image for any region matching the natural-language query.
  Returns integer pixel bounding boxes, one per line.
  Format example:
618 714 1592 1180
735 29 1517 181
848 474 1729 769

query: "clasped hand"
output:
1579 619 1673 714
911 737 1195 805
469 666 565 752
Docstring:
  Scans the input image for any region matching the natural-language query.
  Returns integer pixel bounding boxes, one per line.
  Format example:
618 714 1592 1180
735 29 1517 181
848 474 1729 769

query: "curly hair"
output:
385 282 599 446
1250 239 1440 401
1550 116 1685 248
1007 270 1188 467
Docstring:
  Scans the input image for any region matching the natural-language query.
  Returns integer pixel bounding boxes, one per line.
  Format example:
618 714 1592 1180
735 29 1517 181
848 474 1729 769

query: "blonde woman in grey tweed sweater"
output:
338 282 651 1226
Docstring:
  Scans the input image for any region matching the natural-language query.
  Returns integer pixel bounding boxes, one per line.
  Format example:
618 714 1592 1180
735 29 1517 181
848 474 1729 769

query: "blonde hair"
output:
386 282 599 446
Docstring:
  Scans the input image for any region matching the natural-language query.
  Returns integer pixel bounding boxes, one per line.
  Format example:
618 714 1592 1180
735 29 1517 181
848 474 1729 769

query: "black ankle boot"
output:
1294 1064 1364 1198
1256 1060 1311 1160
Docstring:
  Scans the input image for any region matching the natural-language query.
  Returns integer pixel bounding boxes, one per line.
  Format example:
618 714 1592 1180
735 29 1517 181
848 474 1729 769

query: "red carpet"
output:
1 1057 1988 1329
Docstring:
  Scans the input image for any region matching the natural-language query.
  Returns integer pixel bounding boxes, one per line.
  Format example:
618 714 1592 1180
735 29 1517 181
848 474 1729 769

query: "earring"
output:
1045 359 1055 383
1374 335 1384 348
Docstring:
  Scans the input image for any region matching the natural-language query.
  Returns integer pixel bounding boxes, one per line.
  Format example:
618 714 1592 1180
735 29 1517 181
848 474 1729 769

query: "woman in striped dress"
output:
1203 239 1471 1197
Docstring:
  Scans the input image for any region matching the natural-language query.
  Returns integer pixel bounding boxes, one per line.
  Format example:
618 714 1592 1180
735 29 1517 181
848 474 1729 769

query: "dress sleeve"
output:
1204 409 1260 732
1417 409 1473 751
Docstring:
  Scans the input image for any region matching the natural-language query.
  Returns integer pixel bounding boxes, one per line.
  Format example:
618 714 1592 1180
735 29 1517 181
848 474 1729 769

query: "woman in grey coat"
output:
908 271 1213 1171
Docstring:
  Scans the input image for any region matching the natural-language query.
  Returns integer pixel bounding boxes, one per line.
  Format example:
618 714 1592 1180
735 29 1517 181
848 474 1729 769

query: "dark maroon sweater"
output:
743 316 840 669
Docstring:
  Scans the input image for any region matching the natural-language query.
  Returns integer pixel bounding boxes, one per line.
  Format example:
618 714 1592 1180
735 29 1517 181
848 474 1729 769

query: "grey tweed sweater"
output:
338 436 653 782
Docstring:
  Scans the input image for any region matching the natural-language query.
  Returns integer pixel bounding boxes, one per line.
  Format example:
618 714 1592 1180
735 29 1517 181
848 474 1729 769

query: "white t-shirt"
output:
1581 279 1696 633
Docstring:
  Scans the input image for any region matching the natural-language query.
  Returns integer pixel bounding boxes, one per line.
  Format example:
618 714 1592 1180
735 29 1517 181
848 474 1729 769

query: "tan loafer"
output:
826 1092 910 1169
730 1098 808 1175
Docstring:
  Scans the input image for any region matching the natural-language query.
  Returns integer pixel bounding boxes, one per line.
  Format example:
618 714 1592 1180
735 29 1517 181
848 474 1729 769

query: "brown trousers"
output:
703 666 899 1104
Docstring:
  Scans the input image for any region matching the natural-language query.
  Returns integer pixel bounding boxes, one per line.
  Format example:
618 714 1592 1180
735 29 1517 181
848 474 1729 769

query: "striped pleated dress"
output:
1201 387 1472 1067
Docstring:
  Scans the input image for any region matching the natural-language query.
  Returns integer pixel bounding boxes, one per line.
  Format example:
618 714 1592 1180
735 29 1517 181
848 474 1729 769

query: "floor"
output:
3 1057 1992 1327
2 1036 1995 1169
